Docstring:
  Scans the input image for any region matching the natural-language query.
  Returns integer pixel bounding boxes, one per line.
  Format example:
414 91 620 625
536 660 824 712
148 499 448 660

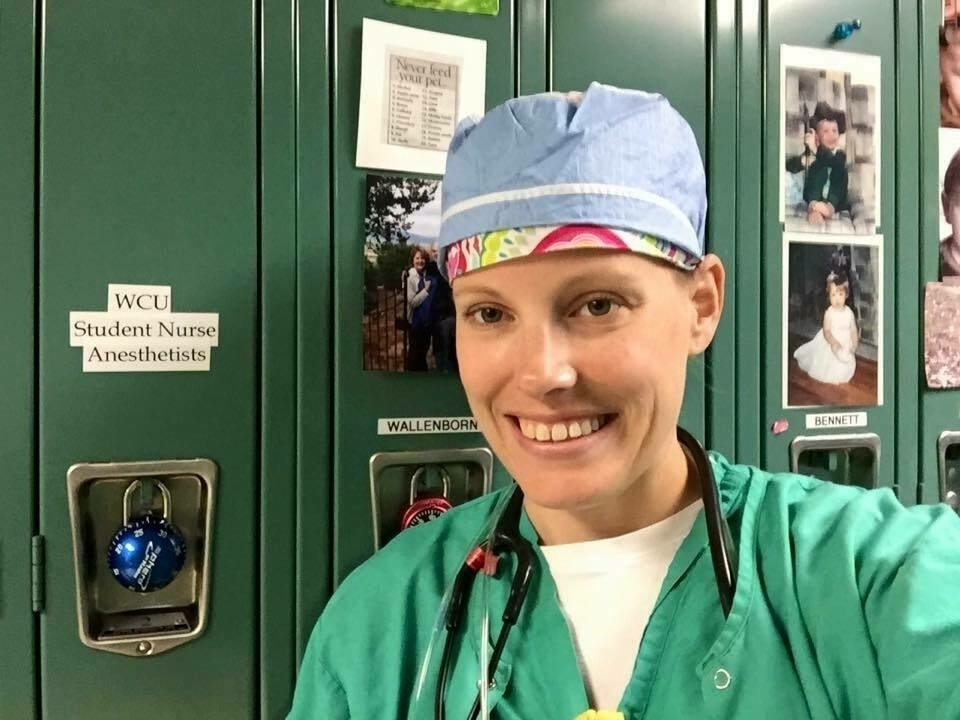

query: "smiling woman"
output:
289 83 960 720
452 249 722 544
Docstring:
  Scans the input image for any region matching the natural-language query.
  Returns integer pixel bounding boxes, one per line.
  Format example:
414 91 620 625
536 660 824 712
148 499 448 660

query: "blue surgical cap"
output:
438 82 707 262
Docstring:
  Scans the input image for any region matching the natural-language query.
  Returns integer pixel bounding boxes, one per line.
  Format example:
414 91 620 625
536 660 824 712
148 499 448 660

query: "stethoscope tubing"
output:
435 426 737 719
677 426 739 616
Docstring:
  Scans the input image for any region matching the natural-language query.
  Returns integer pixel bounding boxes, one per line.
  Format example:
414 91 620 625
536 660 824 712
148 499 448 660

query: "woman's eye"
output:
471 307 504 324
577 297 617 317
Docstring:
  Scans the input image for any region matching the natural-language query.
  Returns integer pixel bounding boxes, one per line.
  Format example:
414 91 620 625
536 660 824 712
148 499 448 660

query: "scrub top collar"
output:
464 452 752 716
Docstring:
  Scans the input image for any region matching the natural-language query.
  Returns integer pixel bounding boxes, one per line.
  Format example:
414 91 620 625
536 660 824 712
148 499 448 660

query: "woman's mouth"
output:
515 415 611 443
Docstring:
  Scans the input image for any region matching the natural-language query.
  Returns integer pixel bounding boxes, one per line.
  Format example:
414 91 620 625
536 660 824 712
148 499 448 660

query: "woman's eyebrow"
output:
452 284 507 302
564 271 645 291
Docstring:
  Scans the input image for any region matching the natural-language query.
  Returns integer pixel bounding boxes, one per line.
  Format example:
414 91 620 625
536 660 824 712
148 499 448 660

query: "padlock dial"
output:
401 497 453 529
107 514 187 592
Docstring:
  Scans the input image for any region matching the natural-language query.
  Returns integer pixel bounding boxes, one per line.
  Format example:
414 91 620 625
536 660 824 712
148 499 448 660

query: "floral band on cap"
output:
443 224 699 280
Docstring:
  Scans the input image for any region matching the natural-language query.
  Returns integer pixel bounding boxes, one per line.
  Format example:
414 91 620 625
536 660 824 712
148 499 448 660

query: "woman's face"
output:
412 251 427 271
453 250 721 516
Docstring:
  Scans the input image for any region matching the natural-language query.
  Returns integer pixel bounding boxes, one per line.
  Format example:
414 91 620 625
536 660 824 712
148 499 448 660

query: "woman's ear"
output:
687 254 725 355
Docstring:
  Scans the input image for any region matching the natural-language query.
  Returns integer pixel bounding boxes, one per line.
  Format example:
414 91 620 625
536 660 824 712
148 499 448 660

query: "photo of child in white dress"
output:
785 238 881 408
793 271 859 384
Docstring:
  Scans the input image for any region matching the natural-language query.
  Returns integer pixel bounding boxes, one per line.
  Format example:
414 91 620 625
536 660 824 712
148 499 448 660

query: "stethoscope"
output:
433 426 739 720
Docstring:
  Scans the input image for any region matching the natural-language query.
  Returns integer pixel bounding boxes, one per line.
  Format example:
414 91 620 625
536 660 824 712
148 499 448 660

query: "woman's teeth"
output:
519 416 604 442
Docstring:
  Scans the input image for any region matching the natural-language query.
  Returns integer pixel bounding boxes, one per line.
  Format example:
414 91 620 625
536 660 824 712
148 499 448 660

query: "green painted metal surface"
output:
707 0 741 459
261 1 301 717
0 0 38 717
38 3 259 717
894 0 922 508
760 1 900 496
294 0 335 667
737 0 764 468
517 0 547 96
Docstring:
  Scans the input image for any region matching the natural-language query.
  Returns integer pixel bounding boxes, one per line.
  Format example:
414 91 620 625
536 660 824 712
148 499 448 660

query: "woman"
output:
290 84 960 719
405 246 434 371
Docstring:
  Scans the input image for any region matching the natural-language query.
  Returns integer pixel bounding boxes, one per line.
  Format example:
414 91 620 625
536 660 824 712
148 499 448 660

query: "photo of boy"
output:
785 102 849 226
780 47 880 237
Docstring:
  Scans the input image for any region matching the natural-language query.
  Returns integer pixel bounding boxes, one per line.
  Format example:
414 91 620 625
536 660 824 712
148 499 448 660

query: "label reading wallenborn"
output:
377 416 479 435
804 411 868 430
69 284 219 372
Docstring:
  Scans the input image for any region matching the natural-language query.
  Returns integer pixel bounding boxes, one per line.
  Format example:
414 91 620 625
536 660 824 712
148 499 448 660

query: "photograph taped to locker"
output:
781 47 879 237
362 174 458 374
784 238 881 409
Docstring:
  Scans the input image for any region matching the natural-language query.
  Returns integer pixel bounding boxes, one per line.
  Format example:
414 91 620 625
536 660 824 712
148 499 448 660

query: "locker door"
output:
758 1 906 496
921 0 960 508
0 0 38 716
547 0 739 453
38 3 259 718
324 1 518 586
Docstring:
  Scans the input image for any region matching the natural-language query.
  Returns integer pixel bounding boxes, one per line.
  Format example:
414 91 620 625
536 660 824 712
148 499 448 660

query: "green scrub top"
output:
288 453 960 719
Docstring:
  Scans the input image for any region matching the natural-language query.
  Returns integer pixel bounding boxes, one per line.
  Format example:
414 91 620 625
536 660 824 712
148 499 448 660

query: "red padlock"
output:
400 466 453 529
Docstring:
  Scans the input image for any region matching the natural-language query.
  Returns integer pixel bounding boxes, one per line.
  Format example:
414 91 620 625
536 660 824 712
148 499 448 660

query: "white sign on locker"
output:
69 284 219 372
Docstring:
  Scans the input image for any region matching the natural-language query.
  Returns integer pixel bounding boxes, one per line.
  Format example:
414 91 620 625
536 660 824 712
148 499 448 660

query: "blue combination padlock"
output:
107 479 186 592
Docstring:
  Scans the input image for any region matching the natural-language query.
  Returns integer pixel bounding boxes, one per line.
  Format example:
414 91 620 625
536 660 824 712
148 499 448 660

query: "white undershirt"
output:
539 501 703 711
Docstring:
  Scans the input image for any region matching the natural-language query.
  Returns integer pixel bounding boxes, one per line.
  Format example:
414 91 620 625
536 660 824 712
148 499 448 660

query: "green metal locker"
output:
756 0 916 503
37 3 260 718
921 0 960 508
0 0 38 717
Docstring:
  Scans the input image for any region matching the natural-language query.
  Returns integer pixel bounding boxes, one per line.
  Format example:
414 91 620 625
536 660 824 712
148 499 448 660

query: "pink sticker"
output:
771 419 790 435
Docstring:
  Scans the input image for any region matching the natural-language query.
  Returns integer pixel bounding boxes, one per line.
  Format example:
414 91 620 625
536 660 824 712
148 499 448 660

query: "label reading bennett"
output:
69 284 219 372
804 411 868 430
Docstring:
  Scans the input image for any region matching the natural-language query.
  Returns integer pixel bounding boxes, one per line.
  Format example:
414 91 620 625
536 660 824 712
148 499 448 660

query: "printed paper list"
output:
386 54 459 152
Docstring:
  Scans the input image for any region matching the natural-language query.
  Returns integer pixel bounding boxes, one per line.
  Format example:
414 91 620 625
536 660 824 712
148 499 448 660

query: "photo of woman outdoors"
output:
362 174 456 372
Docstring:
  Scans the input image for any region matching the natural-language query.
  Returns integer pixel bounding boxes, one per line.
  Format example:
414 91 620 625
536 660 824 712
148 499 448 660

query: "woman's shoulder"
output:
714 454 959 557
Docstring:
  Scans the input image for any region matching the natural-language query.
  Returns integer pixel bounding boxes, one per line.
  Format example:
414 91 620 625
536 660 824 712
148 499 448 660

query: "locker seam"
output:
255 0 264 714
33 0 43 716
758 0 768 470
326 0 338 605
545 0 552 91
513 0 519 96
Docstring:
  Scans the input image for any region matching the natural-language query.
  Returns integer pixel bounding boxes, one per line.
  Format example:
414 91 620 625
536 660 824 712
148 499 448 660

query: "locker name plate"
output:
378 416 479 435
69 284 219 372
804 411 868 430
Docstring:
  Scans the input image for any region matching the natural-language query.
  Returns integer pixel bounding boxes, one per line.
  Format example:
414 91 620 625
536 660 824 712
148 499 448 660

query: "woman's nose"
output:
516 325 577 396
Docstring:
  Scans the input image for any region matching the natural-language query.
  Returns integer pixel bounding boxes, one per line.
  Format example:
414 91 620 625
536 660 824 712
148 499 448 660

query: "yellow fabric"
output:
572 711 625 720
